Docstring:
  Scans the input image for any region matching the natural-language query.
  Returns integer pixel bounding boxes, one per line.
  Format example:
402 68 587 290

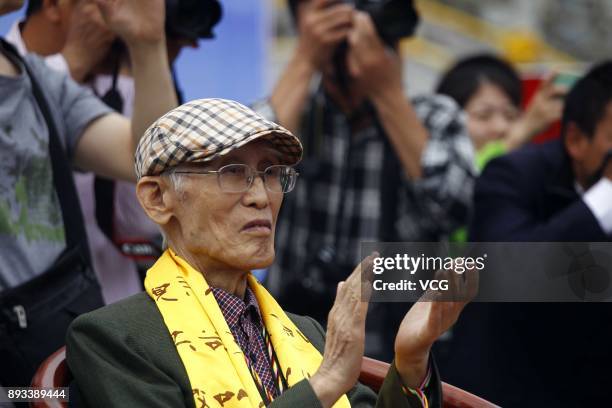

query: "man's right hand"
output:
295 0 354 71
62 0 115 82
309 254 375 408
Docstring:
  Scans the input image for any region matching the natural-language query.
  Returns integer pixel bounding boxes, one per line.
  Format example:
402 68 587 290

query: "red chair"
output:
30 346 70 408
32 347 498 408
360 356 499 408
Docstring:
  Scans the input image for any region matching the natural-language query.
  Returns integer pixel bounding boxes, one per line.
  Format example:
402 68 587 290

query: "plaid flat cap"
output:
135 98 303 179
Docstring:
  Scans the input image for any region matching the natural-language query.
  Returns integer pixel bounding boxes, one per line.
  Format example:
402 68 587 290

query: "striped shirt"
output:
211 286 279 399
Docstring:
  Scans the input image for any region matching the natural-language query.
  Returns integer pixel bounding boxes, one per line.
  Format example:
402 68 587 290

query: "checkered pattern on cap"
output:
135 98 303 179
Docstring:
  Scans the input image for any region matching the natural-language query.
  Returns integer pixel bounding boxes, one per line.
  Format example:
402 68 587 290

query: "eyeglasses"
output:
173 164 299 193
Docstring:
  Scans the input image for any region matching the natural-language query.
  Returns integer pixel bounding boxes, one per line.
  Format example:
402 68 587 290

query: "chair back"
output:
30 346 70 408
359 356 499 408
31 348 497 407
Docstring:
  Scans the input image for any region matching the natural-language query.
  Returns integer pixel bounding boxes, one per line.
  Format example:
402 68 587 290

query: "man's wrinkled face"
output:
0 0 23 16
169 139 285 271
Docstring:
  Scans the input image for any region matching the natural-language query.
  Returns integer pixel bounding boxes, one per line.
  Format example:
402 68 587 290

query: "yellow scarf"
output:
145 250 351 408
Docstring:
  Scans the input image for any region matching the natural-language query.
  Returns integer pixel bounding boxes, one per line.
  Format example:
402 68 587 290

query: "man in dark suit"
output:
438 62 612 407
66 99 475 408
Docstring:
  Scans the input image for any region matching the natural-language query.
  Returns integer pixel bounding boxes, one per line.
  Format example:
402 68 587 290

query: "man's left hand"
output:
394 267 478 388
94 0 165 46
345 12 403 101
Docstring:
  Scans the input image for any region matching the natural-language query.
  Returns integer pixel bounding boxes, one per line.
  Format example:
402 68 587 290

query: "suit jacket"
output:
435 140 611 407
66 292 441 407
469 139 607 241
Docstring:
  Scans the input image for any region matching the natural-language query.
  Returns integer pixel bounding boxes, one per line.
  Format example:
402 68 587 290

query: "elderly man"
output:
67 99 472 408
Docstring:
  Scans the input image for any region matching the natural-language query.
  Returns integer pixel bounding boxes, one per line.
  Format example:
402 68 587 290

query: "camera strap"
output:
308 89 353 252
286 88 325 253
377 119 401 242
93 50 184 262
94 49 123 253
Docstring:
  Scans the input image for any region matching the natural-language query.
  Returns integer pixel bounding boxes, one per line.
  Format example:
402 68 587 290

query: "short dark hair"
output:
25 0 43 18
436 54 522 109
562 61 612 140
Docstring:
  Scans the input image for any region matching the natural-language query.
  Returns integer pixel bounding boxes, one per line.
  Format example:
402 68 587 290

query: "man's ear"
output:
136 176 175 227
564 122 589 162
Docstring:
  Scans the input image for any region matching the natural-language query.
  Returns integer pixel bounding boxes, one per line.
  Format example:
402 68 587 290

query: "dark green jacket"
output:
66 293 441 407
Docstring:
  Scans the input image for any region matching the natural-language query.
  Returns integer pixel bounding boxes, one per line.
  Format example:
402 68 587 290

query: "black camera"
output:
165 0 223 40
288 0 419 45
346 0 420 45
330 0 420 92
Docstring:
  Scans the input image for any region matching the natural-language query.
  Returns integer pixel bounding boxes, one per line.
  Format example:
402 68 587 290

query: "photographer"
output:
0 0 176 387
6 0 222 304
254 0 476 360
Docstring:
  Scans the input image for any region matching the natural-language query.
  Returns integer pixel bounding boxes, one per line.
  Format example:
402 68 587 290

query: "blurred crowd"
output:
0 0 611 407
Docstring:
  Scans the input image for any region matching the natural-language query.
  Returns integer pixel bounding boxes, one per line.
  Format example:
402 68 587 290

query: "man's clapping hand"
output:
310 256 477 407
309 254 376 408
395 267 478 388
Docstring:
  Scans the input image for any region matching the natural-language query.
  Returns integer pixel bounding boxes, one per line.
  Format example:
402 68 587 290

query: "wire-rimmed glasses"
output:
173 164 299 193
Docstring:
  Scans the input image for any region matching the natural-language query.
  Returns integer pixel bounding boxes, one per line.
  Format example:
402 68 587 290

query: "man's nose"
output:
243 175 269 209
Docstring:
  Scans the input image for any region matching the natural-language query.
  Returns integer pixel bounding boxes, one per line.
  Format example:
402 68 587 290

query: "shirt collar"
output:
5 21 27 56
575 180 585 196
211 285 263 329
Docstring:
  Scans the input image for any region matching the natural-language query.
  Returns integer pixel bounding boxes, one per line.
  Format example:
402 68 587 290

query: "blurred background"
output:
1 0 609 103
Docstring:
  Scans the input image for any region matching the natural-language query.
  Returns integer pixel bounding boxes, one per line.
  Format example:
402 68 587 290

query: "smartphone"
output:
554 72 580 88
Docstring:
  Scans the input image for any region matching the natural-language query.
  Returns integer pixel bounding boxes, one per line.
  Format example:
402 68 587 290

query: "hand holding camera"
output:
295 0 354 71
62 0 115 82
346 11 403 101
94 0 166 47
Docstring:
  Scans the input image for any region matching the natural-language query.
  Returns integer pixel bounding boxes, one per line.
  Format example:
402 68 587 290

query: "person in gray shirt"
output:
0 0 177 387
